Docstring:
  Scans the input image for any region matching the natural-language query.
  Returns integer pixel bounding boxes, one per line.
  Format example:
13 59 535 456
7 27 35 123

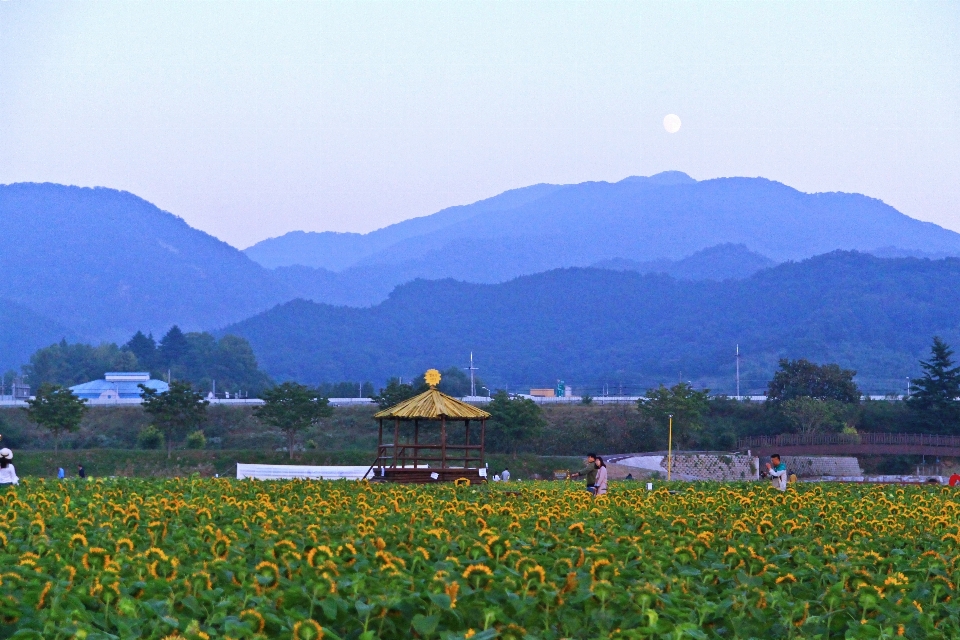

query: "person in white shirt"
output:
765 454 788 492
0 449 19 485
594 456 608 496
501 468 510 482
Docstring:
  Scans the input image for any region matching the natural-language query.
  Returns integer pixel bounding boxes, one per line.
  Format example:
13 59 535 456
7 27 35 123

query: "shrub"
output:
185 430 207 449
136 425 164 450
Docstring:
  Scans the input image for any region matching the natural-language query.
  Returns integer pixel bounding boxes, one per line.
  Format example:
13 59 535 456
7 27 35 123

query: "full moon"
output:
663 114 682 133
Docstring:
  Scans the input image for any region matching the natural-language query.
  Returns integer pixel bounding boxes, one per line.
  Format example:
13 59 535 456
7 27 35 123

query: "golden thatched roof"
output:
374 388 491 420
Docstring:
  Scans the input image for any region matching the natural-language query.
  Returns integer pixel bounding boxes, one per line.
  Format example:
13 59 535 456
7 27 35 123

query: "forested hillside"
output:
222 252 960 395
0 183 293 341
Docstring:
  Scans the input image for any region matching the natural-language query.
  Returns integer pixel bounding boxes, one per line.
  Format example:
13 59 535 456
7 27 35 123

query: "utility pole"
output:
906 377 911 399
465 352 479 397
737 344 740 400
667 414 674 482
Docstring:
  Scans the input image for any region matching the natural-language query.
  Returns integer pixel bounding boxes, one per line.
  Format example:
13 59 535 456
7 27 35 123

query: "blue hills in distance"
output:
2 174 960 380
221 251 960 394
245 171 960 307
0 183 292 360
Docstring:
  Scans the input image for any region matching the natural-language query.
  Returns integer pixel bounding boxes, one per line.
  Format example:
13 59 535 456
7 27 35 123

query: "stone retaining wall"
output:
780 456 862 478
660 454 759 481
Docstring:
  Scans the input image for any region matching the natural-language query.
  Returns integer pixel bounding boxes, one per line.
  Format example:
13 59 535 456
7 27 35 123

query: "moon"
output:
663 114 681 133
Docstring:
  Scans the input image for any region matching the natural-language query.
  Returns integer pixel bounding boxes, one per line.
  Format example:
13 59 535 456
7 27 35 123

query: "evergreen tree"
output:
158 326 189 368
907 336 960 433
124 331 156 368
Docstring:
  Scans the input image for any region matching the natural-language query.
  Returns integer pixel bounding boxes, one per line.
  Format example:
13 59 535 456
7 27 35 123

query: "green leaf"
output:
411 614 440 636
321 598 339 621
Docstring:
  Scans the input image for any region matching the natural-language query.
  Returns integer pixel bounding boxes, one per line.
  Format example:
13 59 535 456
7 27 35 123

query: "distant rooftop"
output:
104 372 150 382
71 373 168 403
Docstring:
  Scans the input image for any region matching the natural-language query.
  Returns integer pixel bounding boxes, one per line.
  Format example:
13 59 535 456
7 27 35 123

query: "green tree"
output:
23 383 88 451
907 336 960 434
124 331 157 369
140 380 209 458
255 382 333 459
637 383 710 448
25 340 139 386
374 378 425 409
766 359 860 404
779 397 844 434
158 326 189 368
486 390 546 453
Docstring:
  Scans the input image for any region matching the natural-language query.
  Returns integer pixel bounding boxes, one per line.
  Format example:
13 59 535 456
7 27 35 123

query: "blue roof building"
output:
70 372 169 404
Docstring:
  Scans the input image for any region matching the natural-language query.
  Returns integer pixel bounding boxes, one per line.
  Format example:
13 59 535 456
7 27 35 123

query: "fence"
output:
739 433 960 452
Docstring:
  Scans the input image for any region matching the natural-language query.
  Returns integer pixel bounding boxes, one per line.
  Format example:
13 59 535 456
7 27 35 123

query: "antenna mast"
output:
737 344 740 400
465 352 479 397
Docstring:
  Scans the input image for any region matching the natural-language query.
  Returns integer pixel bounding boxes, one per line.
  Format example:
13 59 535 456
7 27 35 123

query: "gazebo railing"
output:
364 443 485 480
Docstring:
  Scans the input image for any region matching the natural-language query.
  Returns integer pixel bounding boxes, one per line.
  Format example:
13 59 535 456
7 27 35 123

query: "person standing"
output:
57 467 65 480
0 449 18 485
594 456 608 497
501 468 510 482
765 454 788 492
77 464 86 480
571 454 599 494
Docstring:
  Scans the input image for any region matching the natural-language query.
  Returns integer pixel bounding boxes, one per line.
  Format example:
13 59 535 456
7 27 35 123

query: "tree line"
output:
17 336 960 461
633 336 960 450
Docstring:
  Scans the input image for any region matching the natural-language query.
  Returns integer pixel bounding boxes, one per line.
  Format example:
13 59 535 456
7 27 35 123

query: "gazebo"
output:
367 369 491 483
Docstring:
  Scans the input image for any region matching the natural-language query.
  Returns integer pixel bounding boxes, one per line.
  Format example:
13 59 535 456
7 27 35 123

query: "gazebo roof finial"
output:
424 368 441 388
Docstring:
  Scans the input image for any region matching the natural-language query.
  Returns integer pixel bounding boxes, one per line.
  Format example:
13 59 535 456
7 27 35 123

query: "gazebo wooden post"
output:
441 416 447 471
393 418 400 468
378 419 384 474
464 419 470 468
480 418 486 470
413 419 419 469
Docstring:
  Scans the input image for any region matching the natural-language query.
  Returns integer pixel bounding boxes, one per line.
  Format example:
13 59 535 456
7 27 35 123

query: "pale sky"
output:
1 1 957 249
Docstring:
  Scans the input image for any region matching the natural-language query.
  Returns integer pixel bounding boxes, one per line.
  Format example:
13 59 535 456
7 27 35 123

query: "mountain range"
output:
245 171 960 306
3 176 960 381
221 251 960 395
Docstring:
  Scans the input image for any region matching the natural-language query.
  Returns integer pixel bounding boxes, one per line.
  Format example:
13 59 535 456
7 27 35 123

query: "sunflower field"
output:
0 478 959 638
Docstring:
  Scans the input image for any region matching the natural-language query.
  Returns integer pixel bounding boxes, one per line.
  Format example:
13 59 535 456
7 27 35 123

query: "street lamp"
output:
667 414 674 482
480 386 490 398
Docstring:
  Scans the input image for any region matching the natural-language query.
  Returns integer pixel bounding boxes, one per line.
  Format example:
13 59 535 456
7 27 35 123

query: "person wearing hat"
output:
0 449 19 485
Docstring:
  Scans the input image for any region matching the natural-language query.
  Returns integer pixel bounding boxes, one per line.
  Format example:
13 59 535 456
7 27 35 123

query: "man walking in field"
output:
571 453 599 494
765 454 788 491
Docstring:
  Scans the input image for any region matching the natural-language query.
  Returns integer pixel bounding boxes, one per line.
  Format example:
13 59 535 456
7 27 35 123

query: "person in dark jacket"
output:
571 454 598 494
77 464 86 479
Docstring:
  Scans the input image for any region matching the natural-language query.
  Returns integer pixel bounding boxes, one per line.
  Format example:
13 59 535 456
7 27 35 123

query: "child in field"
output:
0 449 18 485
